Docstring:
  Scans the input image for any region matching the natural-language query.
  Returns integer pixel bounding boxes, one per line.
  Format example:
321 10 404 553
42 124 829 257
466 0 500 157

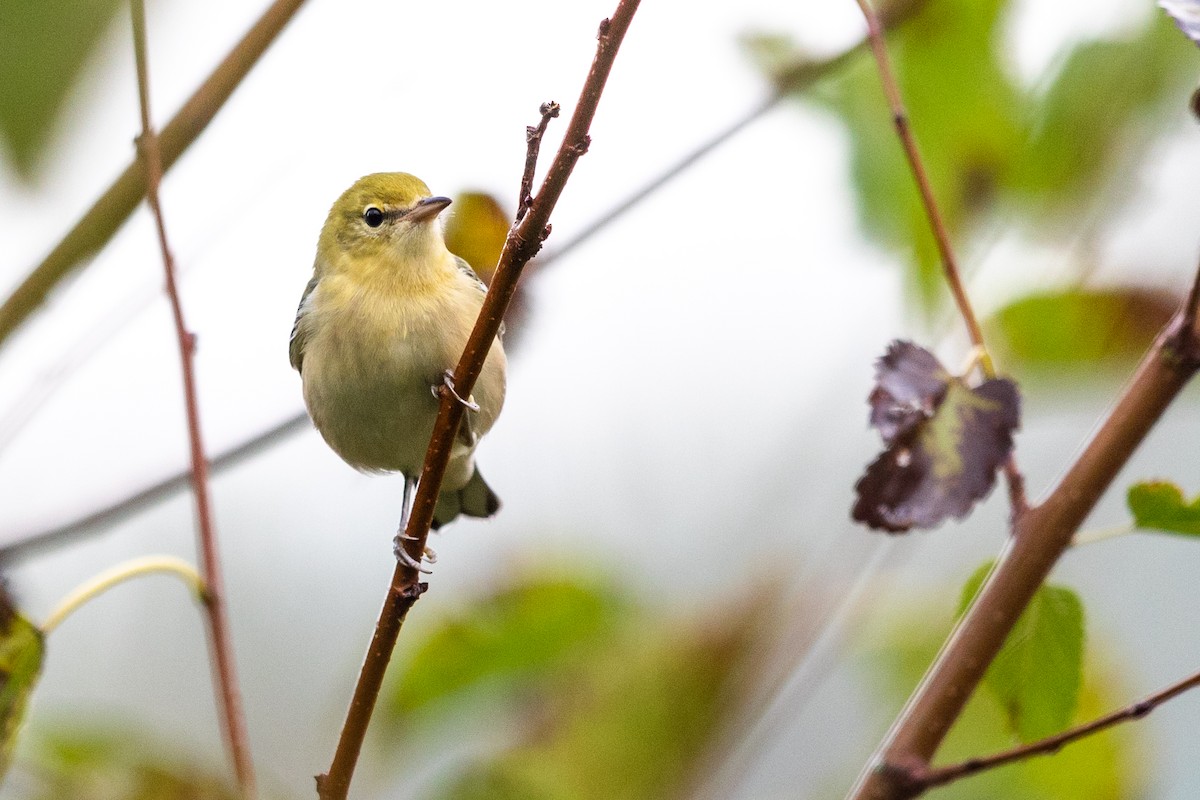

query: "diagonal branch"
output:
0 0 309 351
906 664 1200 791
130 3 255 796
852 0 984 354
314 3 641 798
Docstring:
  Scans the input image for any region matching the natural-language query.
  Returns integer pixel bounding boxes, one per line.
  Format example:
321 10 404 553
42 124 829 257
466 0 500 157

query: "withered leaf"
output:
853 341 1020 533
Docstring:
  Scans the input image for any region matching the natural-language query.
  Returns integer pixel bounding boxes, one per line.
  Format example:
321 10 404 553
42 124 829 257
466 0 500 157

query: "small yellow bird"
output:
290 173 507 568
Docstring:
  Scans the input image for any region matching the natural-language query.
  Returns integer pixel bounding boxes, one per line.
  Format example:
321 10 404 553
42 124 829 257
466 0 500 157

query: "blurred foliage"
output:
388 575 626 720
861 590 1140 799
745 0 1197 312
18 728 242 800
0 585 42 785
444 192 511 286
960 563 1084 742
1127 480 1200 537
986 287 1178 373
384 573 775 800
444 191 536 348
853 341 1019 532
0 0 125 181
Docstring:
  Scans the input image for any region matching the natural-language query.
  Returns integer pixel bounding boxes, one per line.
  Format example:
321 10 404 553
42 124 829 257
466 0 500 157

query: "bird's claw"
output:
436 370 480 412
393 535 435 573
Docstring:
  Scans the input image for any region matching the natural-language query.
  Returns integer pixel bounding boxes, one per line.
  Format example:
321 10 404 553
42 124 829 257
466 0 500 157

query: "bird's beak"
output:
408 195 452 223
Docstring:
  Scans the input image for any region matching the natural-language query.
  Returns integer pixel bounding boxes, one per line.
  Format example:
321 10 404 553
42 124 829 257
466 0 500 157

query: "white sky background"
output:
1 0 1199 798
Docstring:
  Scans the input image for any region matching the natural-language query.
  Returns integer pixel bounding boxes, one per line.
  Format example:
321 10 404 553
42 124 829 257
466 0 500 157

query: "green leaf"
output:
0 588 43 782
960 563 1085 742
1008 13 1197 215
0 0 125 180
387 576 624 720
864 597 1137 799
1128 480 1200 537
988 287 1177 370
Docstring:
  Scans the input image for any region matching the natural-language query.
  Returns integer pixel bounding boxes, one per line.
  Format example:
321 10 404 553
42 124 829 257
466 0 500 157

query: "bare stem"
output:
852 0 985 353
131 4 255 796
313 3 642 798
41 555 205 635
0 0 309 351
852 0 1026 513
907 665 1200 790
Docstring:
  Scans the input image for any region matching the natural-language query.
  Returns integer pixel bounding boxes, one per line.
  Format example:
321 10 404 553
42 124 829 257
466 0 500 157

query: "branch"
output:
851 0 1026 513
313 3 641 798
0 0 309 351
516 101 561 221
852 0 984 354
902 665 1200 791
41 555 205 635
849 308 1200 800
0 412 309 564
130 4 255 796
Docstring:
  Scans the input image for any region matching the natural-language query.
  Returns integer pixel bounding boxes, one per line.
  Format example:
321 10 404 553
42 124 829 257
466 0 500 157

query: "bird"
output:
289 173 507 570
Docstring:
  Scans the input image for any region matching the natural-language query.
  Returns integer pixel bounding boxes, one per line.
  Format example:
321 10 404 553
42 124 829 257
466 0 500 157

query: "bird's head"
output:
317 172 452 266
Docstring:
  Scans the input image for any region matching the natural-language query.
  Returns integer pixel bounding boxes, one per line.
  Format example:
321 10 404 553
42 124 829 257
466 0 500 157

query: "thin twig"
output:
131 4 255 796
41 555 205 635
901 665 1200 791
0 413 310 565
852 0 985 353
517 101 561 221
314 4 641 798
0 0 309 351
851 0 1027 514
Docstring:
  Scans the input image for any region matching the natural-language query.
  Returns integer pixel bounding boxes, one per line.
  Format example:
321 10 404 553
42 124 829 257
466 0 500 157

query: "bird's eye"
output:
363 206 384 228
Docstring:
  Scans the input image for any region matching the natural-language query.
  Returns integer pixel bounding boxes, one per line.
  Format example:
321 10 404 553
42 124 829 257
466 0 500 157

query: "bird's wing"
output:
453 255 504 338
453 255 488 294
289 275 320 372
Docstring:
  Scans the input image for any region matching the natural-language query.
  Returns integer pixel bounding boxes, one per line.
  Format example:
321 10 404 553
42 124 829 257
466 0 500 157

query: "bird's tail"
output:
432 466 501 530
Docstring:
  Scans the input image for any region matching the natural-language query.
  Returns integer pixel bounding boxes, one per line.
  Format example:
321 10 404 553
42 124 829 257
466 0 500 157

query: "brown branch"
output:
901 665 1200 791
516 101 561 221
849 307 1200 800
852 0 1027 513
0 0 309 352
130 4 255 797
313 3 641 798
852 0 984 351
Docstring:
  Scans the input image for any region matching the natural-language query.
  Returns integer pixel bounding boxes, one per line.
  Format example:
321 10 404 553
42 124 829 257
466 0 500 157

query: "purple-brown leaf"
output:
853 341 1020 533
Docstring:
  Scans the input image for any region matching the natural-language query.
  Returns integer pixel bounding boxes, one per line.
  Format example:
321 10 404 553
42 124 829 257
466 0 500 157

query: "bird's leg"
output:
393 474 433 573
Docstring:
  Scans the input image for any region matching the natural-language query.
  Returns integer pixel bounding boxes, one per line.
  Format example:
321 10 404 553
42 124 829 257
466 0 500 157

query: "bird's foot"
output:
393 533 436 573
434 369 480 412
